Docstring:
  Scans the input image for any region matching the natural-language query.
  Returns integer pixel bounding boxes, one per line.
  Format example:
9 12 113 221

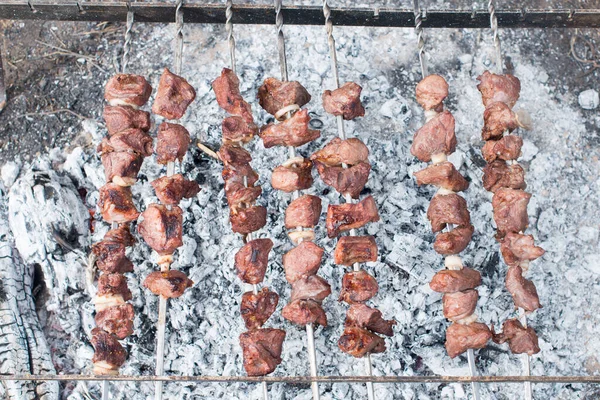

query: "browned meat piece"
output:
92 241 133 273
433 225 474 255
101 151 143 186
225 184 262 210
156 122 190 165
98 184 139 224
290 275 331 303
482 135 523 163
482 160 526 192
442 290 478 322
103 105 151 136
144 270 193 298
152 68 196 120
104 74 152 107
98 129 153 157
445 322 492 358
500 232 545 267
410 110 456 162
230 206 267 234
339 270 379 304
429 267 482 293
235 238 273 284
151 174 200 205
314 160 370 199
285 195 322 229
257 77 311 116
282 241 324 284
338 326 386 358
322 82 365 120
240 287 279 330
282 299 327 327
492 188 531 239
506 266 541 312
95 303 134 340
103 224 135 247
98 273 132 301
415 74 449 111
345 303 396 337
427 193 471 233
91 327 127 373
492 319 540 355
334 236 378 266
310 137 369 166
477 71 521 108
260 109 320 148
271 159 313 193
138 204 183 255
482 102 519 140
217 144 252 166
413 161 469 192
222 163 259 191
239 328 286 376
212 68 254 123
222 116 259 144
326 195 380 238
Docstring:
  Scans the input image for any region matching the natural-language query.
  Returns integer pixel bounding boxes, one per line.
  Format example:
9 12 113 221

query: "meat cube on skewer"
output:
482 135 523 163
257 77 311 116
445 322 492 358
477 70 521 108
429 267 482 293
282 299 328 327
482 160 526 193
505 265 542 312
217 144 253 167
433 224 474 256
334 236 378 266
285 194 322 229
500 232 545 267
415 74 449 112
156 122 191 165
338 326 386 358
98 183 140 224
271 158 313 193
283 241 324 284
259 109 320 148
101 151 143 187
152 68 196 120
230 206 267 234
345 303 396 337
105 74 152 107
290 275 331 303
339 270 379 304
492 318 540 355
326 195 380 238
225 184 262 210
442 289 479 322
240 287 279 330
314 160 371 199
98 128 154 157
322 82 365 120
427 193 471 233
239 328 286 376
95 303 135 340
413 161 469 192
492 188 531 239
103 105 151 136
222 116 259 144
138 204 183 255
212 68 254 124
310 137 369 167
223 163 259 191
102 224 136 247
97 273 132 302
151 174 200 205
144 270 193 298
91 241 134 273
91 328 128 375
482 102 519 140
235 238 273 285
410 110 456 163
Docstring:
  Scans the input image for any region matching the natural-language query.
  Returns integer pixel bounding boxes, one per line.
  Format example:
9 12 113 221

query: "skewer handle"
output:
365 354 375 400
305 323 321 400
467 349 481 400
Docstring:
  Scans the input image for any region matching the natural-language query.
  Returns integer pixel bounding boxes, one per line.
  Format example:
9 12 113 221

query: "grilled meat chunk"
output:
156 122 191 165
482 160 526 192
222 163 259 191
445 322 492 358
92 241 133 273
98 183 139 223
429 267 482 293
138 204 183 255
413 161 469 192
98 128 153 157
240 287 279 330
290 275 331 303
95 304 134 340
91 328 128 374
222 116 259 144
345 303 396 337
230 206 267 234
427 193 471 233
151 174 200 205
482 135 523 163
334 236 378 266
101 151 143 187
97 273 132 302
271 158 313 192
235 238 273 285
326 195 380 238
152 68 196 120
415 74 449 111
322 82 365 120
442 289 479 322
103 105 151 136
339 270 379 304
338 327 386 358
212 68 253 123
500 232 545 267
310 137 369 166
239 328 286 376
492 319 540 355
103 224 136 247
505 265 541 312
282 299 327 327
482 102 519 140
314 160 370 199
104 74 152 107
477 70 521 108
492 188 531 239
217 144 252 166
260 109 320 148
225 184 262 211
285 195 322 229
433 224 474 255
257 77 311 116
283 241 324 284
144 270 193 298
410 110 456 162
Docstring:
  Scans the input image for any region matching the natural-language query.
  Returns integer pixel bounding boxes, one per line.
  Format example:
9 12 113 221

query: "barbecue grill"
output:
0 2 599 400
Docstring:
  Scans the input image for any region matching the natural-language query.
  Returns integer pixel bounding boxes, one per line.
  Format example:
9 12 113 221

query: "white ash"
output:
578 89 599 110
0 17 599 400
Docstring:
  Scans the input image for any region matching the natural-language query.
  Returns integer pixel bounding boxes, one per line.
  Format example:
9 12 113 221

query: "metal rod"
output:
467 349 481 400
0 40 6 113
306 324 320 400
102 380 109 399
121 8 134 74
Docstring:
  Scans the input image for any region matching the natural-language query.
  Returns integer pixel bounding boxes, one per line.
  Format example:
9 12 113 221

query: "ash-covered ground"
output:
0 2 599 400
